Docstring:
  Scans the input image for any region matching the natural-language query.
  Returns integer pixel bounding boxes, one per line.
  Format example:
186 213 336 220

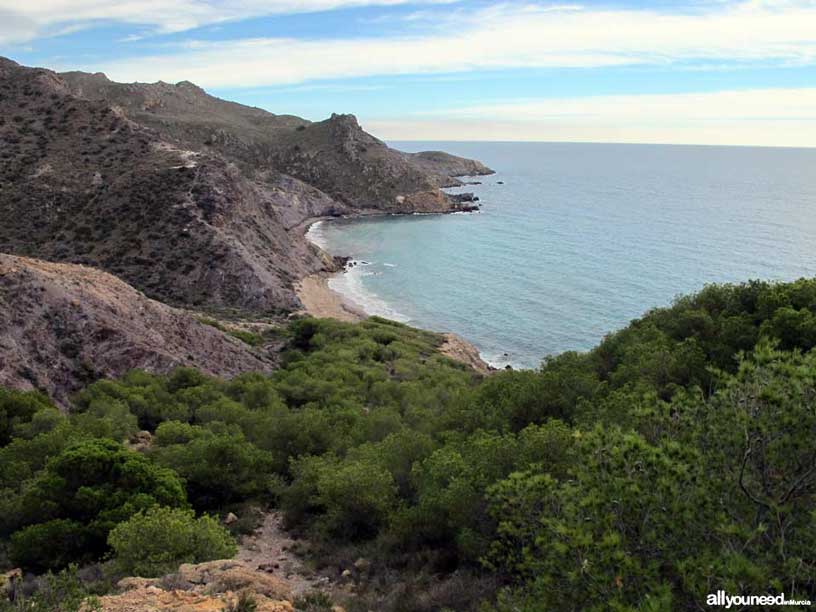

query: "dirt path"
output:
237 512 332 597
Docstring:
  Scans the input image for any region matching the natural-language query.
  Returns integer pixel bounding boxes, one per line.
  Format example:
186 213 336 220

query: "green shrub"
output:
0 388 54 446
152 433 275 509
284 454 397 540
8 438 186 571
108 506 236 577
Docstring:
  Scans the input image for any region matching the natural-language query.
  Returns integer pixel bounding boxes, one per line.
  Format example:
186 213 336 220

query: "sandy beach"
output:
295 274 366 322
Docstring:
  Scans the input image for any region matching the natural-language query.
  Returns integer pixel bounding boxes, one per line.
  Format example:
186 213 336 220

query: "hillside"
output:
0 254 274 406
1 280 815 610
0 57 492 314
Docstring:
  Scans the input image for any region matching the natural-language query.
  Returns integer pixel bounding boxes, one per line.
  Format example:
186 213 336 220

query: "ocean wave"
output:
305 220 329 250
479 351 516 370
328 264 410 323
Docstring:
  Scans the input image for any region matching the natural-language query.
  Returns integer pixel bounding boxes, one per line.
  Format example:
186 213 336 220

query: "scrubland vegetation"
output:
2 280 815 610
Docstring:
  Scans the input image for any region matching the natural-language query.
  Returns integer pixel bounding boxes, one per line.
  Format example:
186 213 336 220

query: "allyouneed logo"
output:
707 591 812 608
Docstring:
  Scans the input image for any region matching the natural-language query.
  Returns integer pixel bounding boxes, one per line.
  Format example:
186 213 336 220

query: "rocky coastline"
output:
0 55 496 401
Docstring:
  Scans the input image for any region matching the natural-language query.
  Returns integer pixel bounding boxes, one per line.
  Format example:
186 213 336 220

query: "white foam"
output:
328 263 410 323
305 220 329 250
480 351 516 370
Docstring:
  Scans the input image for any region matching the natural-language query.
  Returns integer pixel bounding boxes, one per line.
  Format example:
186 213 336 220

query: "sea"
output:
307 142 816 369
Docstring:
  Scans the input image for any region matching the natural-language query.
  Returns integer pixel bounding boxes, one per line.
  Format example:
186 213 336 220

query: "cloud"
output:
0 9 39 45
0 0 456 44
366 88 816 146
427 88 816 122
60 0 816 88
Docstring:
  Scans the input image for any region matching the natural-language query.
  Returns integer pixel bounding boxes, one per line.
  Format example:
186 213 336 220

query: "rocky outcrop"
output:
98 560 297 612
173 559 292 599
98 582 294 612
0 254 274 406
439 333 494 376
0 56 493 314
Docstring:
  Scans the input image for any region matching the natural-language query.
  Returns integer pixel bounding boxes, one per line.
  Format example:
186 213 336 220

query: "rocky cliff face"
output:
0 57 492 314
0 254 274 406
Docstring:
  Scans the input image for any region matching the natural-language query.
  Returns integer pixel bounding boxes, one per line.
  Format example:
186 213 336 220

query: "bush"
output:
284 454 397 540
0 565 100 612
0 388 53 446
152 433 275 509
108 506 236 577
8 439 187 571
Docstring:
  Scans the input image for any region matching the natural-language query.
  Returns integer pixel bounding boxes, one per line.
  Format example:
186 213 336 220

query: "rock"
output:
128 430 153 452
341 569 352 578
0 254 274 407
224 512 238 525
97 586 295 611
116 577 159 591
177 559 292 599
1 569 22 597
439 333 494 376
451 192 477 203
353 558 371 572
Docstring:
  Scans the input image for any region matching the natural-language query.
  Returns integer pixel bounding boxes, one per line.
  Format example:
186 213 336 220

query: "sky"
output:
1 0 816 146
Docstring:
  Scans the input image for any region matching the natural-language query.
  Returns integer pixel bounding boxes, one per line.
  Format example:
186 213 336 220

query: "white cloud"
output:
0 0 456 43
366 88 816 146
58 0 816 88
429 88 816 122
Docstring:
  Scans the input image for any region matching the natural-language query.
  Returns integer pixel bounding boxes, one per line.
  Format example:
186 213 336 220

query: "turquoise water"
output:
308 142 816 369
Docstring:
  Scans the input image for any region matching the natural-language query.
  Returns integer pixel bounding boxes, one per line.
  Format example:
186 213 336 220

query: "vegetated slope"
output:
0 254 273 406
0 57 492 313
1 280 815 610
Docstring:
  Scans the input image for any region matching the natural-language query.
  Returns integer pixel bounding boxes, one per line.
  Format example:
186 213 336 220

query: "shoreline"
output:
294 216 366 322
294 273 367 322
294 215 495 374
